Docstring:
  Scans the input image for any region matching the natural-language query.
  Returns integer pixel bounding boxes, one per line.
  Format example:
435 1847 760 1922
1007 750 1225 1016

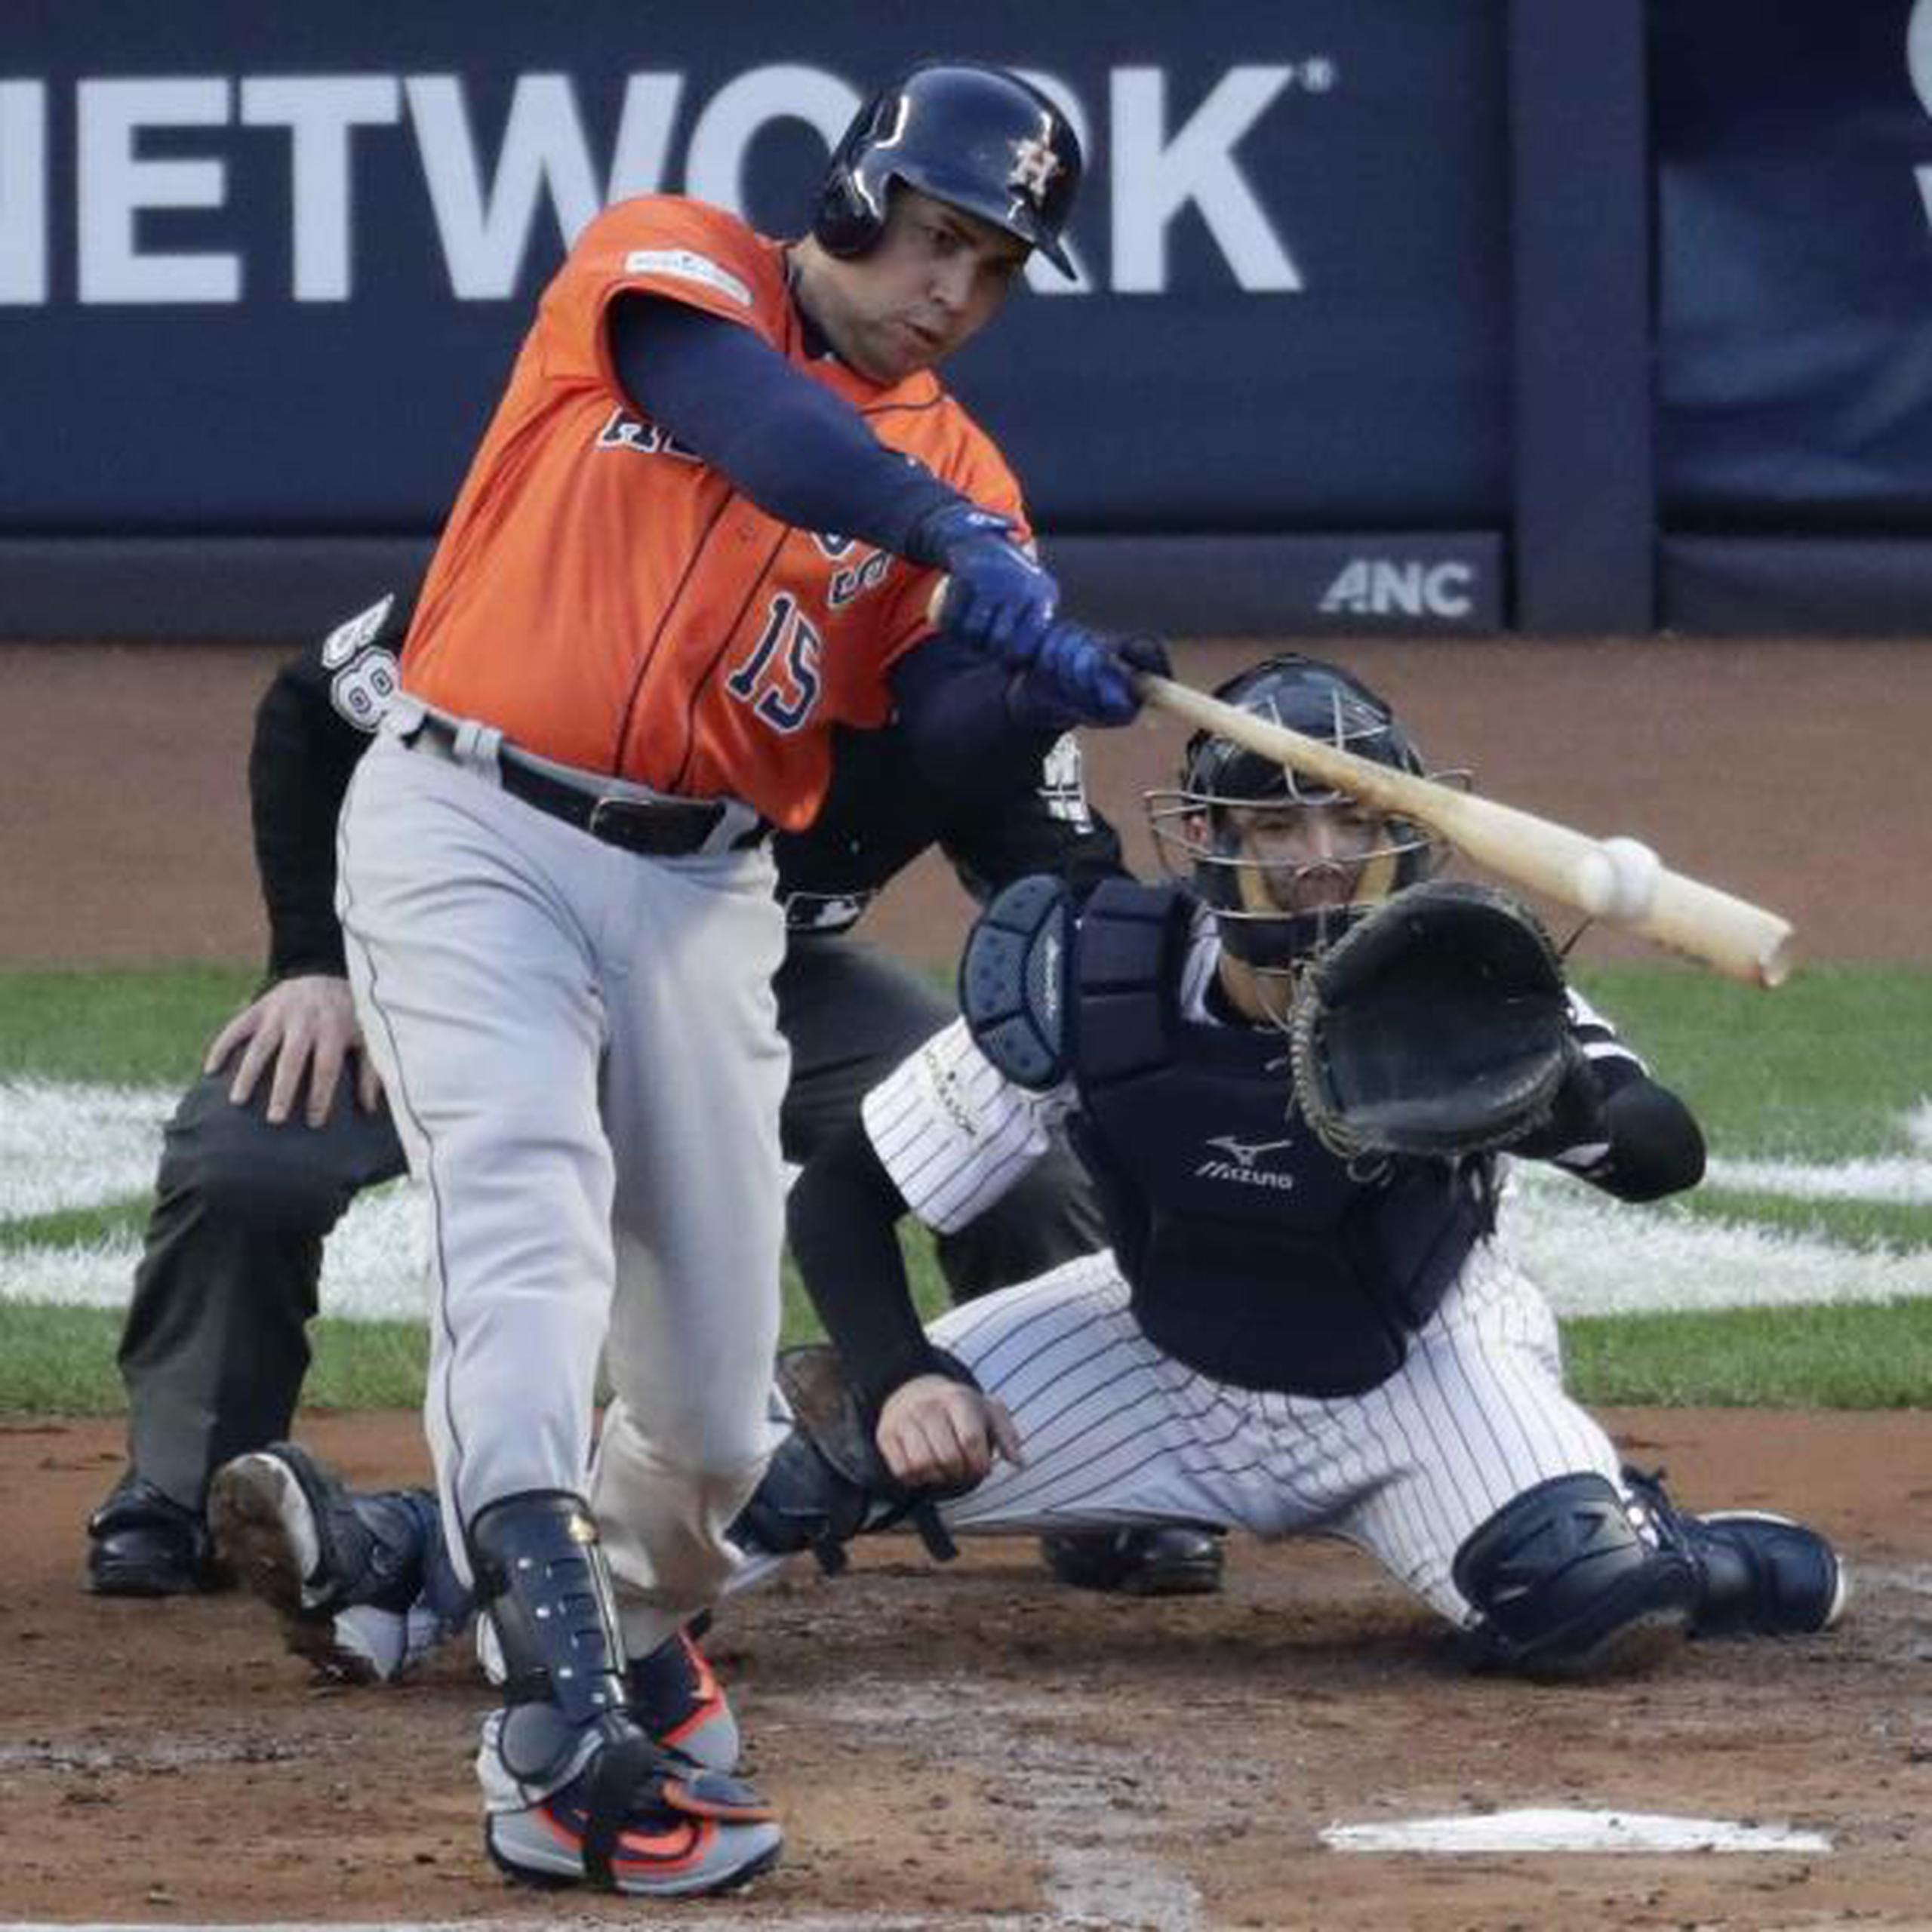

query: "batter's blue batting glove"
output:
1008 631 1171 731
912 503 1060 666
1029 623 1167 727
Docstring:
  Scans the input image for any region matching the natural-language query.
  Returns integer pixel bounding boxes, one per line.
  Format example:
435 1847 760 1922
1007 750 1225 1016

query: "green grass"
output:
1678 1188 1932 1253
0 964 257 1085
0 1241 955 1416
1563 1300 1932 1408
17 1290 1926 1417
4 960 1931 1415
0 1200 153 1253
1569 962 1932 1160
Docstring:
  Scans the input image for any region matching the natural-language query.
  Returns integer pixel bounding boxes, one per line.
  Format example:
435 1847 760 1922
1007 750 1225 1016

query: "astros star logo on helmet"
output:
1008 135 1063 205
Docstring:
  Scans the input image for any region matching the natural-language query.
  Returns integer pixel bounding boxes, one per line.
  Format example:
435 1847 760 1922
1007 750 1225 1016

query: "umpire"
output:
84 588 1217 1598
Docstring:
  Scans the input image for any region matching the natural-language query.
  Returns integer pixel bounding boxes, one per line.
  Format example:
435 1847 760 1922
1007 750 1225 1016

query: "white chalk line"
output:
2 1082 1930 1322
0 1921 1049 1932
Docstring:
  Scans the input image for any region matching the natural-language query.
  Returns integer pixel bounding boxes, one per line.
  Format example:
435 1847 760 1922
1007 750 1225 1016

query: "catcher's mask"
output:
814 60 1083 278
1146 654 1451 977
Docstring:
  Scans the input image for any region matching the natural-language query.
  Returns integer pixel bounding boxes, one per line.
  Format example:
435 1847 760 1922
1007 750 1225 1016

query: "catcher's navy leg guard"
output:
1452 1471 1698 1678
469 1493 778 1896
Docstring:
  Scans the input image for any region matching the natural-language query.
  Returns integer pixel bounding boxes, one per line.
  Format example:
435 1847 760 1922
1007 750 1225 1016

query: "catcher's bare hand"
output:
205 974 383 1128
875 1374 1024 1489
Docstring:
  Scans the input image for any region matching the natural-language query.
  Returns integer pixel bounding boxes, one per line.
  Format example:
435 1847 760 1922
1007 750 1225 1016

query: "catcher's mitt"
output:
1289 880 1574 1160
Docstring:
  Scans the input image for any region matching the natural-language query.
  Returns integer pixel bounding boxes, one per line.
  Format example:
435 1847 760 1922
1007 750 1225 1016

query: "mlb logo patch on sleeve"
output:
624 249 752 307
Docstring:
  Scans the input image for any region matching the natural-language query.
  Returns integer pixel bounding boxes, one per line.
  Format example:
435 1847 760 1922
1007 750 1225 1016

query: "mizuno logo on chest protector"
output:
1195 1133 1297 1189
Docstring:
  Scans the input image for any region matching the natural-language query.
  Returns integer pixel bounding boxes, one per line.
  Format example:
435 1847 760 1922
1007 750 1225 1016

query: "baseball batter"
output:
88 583 1127 1607
739 656 1848 1672
335 62 1139 1897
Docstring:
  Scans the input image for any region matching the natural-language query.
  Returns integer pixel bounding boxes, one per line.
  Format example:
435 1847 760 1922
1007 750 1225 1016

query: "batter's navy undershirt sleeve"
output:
608 295 968 555
886 635 1062 801
786 1121 947 1416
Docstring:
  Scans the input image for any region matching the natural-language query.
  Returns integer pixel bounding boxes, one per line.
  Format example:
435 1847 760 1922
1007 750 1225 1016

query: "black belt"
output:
406 715 765 859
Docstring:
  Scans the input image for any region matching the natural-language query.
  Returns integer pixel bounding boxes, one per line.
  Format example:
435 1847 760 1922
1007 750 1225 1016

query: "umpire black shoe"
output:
1039 1525 1226 1597
86 1471 224 1596
1623 1466 1848 1638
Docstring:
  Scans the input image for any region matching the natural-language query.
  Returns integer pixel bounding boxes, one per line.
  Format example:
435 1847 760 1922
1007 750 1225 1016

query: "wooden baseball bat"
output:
925 582 1795 986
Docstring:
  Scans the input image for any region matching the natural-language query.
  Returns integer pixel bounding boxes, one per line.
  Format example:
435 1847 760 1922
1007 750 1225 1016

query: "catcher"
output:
213 656 1846 1693
737 651 1847 1675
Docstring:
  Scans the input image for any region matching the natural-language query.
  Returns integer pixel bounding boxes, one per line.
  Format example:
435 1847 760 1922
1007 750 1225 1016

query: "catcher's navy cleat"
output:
87 1472 226 1597
1623 1466 1848 1638
210 1441 461 1682
1039 1524 1226 1597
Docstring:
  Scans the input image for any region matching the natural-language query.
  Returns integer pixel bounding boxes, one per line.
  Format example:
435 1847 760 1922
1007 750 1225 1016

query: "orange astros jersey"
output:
401 196 1029 831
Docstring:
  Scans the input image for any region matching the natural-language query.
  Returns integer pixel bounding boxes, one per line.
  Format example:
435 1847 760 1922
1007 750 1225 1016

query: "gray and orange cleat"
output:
481 1711 780 1898
628 1625 740 1774
470 1491 779 1900
1623 1466 1848 1638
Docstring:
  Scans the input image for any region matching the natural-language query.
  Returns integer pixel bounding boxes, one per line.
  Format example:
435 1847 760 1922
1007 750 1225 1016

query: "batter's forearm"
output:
886 635 1061 802
786 1122 946 1414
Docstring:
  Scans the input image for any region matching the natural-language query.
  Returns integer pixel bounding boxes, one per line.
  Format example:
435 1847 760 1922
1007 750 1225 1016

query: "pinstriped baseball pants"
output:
925 1237 1621 1626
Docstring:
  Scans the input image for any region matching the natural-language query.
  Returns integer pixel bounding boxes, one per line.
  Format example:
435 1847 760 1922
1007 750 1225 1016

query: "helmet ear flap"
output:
814 167 884 258
814 89 896 258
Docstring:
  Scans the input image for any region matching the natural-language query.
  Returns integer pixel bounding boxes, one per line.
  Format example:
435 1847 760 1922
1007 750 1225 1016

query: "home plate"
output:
1321 1808 1832 1855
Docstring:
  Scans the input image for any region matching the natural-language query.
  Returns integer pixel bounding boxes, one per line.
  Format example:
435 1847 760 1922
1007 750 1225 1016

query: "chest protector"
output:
1063 880 1491 1397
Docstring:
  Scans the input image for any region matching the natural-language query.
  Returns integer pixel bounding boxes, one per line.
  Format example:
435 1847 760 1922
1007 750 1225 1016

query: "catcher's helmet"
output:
814 60 1082 278
1147 654 1449 974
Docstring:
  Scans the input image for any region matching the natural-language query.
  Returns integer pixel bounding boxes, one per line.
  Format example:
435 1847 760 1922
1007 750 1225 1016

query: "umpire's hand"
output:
205 973 384 1128
875 1374 1025 1489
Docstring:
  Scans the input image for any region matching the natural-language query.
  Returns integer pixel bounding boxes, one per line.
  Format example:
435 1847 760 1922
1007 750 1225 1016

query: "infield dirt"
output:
3 1409 1930 1927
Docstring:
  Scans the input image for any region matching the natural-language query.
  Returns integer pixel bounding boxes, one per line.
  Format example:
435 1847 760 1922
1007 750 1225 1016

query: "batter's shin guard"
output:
470 1493 782 1896
1452 1471 1699 1679
466 1491 634 1786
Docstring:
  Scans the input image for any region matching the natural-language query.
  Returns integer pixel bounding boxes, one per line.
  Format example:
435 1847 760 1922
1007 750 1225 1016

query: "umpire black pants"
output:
112 934 1105 1510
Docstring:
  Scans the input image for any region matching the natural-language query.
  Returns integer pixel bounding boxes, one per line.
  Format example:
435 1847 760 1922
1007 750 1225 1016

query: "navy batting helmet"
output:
1147 655 1449 973
814 60 1082 277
